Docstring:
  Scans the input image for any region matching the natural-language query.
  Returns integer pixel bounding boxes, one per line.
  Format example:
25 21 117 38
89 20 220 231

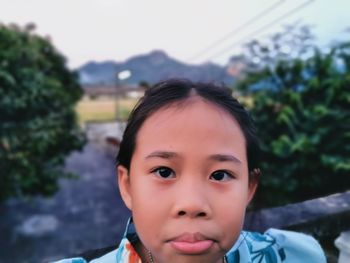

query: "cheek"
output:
129 179 172 232
131 188 173 252
214 186 249 241
216 203 247 250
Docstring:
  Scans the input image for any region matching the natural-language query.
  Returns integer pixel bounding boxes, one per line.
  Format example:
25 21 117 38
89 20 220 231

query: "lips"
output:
168 232 215 254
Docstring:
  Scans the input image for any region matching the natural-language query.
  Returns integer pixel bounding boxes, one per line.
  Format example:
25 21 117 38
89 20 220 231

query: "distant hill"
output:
78 50 235 86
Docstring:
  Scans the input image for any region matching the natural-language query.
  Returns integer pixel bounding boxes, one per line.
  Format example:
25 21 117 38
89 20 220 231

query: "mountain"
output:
78 50 235 86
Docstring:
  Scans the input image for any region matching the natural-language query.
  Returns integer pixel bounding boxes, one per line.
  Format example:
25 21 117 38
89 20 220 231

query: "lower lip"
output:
170 240 214 254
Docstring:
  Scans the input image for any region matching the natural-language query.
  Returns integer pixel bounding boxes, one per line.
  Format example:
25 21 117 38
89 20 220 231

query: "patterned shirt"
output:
53 218 326 263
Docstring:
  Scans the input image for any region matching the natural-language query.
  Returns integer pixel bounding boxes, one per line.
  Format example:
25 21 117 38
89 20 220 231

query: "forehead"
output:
144 97 239 130
133 97 247 161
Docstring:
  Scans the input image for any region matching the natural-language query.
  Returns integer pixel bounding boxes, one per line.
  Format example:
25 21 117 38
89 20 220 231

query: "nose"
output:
172 180 211 219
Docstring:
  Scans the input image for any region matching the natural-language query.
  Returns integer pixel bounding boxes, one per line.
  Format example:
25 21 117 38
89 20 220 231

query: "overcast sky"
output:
0 0 349 68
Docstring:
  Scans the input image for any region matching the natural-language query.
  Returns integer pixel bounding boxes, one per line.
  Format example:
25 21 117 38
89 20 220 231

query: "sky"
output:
0 0 349 69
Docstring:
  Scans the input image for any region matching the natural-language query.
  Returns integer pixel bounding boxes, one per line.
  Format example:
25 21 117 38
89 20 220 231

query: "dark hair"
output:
117 79 260 177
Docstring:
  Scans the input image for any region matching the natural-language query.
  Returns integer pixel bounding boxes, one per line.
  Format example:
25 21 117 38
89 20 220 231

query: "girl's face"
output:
118 97 257 263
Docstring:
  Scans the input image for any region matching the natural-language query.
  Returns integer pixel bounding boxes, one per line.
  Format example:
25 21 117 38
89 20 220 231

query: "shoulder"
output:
266 229 326 262
266 229 325 257
226 229 326 263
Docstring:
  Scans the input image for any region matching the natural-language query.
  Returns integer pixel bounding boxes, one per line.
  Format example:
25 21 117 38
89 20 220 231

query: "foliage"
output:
230 23 315 75
236 27 350 208
0 23 86 201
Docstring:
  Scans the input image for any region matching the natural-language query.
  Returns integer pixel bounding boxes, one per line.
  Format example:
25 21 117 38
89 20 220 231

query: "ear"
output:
246 169 259 204
117 165 132 210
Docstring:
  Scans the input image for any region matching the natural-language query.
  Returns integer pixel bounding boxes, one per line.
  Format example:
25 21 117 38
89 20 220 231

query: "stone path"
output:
0 142 130 263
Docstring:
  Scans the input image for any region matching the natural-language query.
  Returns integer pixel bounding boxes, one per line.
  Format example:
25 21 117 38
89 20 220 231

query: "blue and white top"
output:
53 218 326 263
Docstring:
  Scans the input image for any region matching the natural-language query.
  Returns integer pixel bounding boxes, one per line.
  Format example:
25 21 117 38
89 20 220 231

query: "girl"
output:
55 79 326 263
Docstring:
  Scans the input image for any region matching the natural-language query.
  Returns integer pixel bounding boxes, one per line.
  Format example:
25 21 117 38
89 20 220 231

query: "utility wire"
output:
189 0 286 62
205 0 315 62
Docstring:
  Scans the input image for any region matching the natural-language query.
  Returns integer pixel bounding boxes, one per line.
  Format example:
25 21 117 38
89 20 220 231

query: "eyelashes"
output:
209 170 235 181
150 167 235 181
151 166 175 179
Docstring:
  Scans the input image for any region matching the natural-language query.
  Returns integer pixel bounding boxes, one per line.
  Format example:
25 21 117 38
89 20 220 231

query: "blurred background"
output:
0 0 349 262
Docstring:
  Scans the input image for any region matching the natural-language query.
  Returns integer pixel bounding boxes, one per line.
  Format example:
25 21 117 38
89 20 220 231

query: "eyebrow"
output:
145 151 179 159
208 154 242 164
145 151 241 164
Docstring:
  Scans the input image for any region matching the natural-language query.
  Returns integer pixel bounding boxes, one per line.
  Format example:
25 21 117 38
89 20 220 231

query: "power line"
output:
205 0 315 62
189 0 286 62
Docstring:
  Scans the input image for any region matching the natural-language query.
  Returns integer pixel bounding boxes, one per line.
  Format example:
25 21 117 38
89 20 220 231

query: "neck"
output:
133 240 152 263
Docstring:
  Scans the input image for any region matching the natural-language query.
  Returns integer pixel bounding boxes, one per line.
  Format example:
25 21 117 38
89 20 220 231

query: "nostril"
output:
177 211 207 217
178 211 186 216
198 212 206 217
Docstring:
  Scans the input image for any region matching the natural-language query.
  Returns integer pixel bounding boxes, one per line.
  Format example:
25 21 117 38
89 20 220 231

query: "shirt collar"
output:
115 218 142 263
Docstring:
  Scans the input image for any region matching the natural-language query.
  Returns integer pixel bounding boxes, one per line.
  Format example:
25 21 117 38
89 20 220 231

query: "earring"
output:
147 249 154 263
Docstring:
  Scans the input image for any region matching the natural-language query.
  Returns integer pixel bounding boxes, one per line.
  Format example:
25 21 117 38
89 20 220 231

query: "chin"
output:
155 251 224 263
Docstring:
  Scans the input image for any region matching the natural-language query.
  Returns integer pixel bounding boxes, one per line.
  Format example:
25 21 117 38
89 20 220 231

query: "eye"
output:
210 170 234 182
151 167 175 179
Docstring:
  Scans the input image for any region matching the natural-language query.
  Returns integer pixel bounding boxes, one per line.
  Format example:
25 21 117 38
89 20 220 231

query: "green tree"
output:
237 28 350 208
0 23 86 201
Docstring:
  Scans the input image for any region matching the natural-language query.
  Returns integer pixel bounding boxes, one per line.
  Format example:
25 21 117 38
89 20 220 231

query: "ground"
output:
0 142 130 263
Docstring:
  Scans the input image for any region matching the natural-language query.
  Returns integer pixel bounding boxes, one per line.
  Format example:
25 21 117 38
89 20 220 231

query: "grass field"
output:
76 97 139 123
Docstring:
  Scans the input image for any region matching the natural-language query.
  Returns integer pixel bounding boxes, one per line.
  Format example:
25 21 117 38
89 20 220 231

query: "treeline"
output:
234 25 350 208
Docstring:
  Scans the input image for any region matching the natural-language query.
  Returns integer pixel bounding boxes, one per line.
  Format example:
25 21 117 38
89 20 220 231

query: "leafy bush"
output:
237 30 350 208
0 24 86 201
